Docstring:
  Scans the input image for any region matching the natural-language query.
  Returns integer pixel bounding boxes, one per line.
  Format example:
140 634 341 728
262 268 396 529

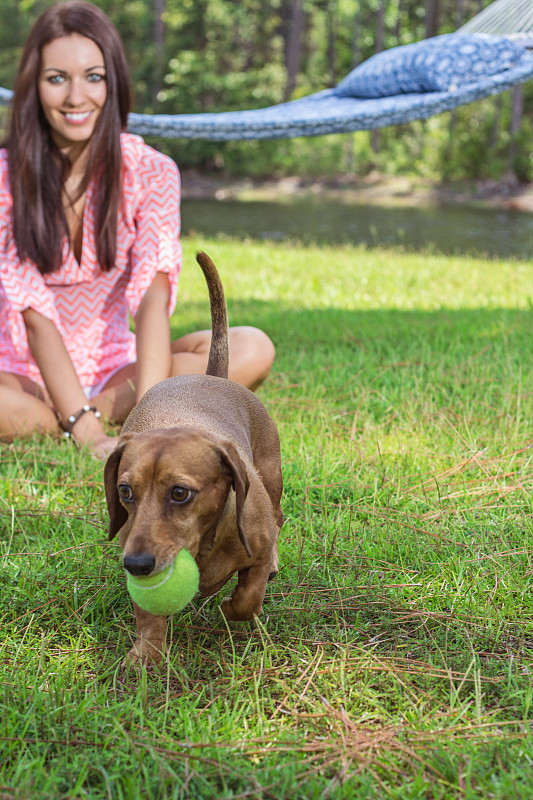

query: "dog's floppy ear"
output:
217 441 252 557
104 436 133 540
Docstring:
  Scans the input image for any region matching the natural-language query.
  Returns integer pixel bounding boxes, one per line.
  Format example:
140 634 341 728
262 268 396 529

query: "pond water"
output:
182 197 533 260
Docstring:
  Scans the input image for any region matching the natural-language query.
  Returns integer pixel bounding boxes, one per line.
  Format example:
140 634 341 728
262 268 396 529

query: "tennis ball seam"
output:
127 561 173 591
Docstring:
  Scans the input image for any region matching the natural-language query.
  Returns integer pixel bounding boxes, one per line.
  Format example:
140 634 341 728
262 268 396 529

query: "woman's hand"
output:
81 430 118 460
22 307 115 457
67 410 117 460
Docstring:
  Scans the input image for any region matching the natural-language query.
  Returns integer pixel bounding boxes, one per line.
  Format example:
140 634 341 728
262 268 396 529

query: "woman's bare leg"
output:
0 373 57 438
170 326 275 390
0 372 118 458
93 326 275 423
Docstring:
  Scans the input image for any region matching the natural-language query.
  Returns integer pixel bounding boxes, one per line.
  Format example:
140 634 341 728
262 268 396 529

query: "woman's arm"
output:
22 307 115 455
134 271 172 401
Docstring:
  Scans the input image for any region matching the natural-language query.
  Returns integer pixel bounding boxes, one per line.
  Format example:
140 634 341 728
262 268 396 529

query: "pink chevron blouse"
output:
0 133 181 394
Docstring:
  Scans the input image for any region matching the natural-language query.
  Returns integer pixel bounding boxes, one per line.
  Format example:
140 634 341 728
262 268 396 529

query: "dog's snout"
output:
123 553 156 576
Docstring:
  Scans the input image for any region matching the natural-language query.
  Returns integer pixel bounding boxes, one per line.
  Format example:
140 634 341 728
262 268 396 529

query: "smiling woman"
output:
38 34 107 154
0 1 275 460
38 34 108 266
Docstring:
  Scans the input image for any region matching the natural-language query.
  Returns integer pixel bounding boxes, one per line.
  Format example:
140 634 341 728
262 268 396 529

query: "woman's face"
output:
38 34 107 154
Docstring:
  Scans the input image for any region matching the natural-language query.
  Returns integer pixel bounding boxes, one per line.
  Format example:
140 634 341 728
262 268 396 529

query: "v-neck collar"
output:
67 179 94 273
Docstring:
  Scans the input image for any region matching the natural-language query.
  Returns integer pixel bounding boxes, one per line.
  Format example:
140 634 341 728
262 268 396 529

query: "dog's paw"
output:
122 639 165 670
221 596 261 621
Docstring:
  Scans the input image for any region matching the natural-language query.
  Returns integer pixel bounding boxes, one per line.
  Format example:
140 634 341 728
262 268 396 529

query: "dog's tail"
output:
196 252 229 379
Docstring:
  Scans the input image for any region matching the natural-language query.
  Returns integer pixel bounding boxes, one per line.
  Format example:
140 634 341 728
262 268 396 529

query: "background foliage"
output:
0 0 532 182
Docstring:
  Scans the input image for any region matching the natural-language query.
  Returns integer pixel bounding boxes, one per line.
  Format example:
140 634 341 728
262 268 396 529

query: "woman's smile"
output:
63 111 94 123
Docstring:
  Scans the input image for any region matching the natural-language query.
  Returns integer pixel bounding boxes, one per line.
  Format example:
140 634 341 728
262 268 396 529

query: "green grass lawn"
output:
1 237 533 799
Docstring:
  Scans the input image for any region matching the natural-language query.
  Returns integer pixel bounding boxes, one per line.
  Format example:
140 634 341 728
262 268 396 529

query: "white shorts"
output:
83 362 135 399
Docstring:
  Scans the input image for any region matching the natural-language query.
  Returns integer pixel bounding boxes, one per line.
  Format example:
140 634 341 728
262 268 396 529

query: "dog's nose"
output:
123 553 156 576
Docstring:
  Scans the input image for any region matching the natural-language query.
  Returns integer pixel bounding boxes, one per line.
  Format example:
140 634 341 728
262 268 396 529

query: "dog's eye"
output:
118 483 133 502
170 486 193 504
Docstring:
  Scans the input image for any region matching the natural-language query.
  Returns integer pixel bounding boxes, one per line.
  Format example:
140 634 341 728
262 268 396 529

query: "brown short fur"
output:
104 253 283 666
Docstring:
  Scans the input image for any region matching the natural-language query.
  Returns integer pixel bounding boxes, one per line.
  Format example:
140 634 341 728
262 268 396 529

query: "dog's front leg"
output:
125 603 168 667
269 535 279 581
221 561 273 621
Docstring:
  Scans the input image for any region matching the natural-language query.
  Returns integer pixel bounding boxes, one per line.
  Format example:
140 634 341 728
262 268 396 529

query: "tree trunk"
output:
425 0 439 39
351 2 361 67
152 0 165 108
346 1 361 173
371 0 386 154
455 0 466 27
375 0 386 53
327 0 337 87
507 85 523 182
283 0 305 101
446 0 464 157
488 94 503 153
395 0 404 44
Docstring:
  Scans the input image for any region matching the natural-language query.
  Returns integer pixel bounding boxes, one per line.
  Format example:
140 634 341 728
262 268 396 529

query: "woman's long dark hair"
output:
5 1 131 274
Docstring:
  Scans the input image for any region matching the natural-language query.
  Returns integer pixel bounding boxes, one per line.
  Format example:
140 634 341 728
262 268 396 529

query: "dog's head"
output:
104 427 251 574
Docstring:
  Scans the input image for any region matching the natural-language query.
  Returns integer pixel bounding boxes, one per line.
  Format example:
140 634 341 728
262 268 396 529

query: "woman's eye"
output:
171 486 193 504
118 484 133 502
88 73 105 83
48 75 65 85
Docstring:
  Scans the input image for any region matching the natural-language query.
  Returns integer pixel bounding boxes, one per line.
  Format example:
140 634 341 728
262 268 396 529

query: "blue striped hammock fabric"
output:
1 34 532 141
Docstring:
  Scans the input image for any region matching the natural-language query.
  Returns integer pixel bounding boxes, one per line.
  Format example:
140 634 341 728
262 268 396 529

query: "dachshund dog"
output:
104 253 283 666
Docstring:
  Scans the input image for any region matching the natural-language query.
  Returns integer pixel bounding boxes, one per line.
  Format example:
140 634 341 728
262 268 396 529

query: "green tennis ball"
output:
126 549 199 615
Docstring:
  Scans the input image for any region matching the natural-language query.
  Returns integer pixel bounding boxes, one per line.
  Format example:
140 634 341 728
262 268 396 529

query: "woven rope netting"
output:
459 0 533 43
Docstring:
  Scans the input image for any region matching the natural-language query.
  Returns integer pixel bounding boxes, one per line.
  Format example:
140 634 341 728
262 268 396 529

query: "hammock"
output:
0 2 532 141
129 54 533 140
